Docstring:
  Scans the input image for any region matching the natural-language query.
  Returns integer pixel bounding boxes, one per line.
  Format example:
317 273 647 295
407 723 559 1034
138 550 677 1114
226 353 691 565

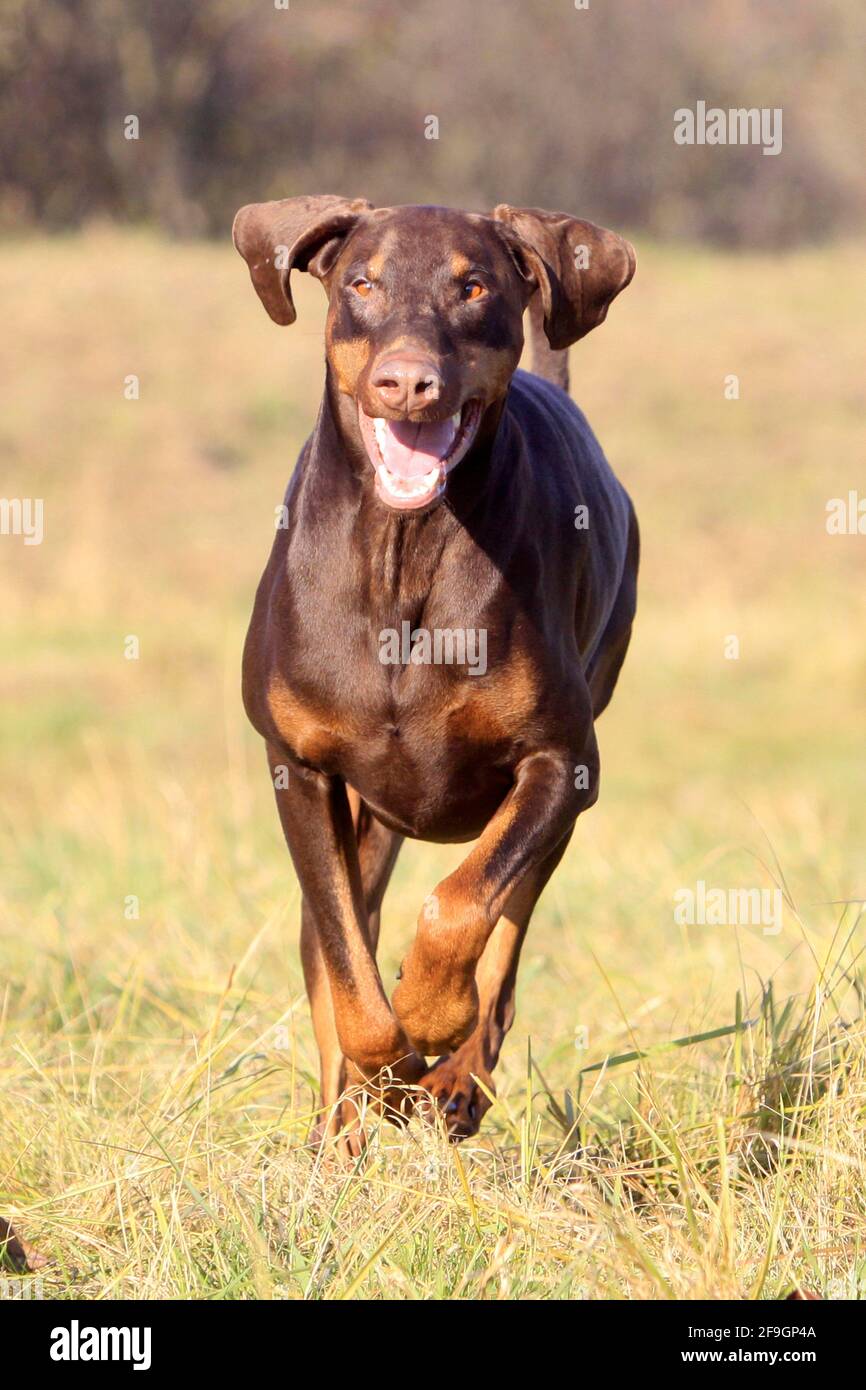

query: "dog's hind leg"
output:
349 788 404 954
301 900 355 1152
418 833 571 1139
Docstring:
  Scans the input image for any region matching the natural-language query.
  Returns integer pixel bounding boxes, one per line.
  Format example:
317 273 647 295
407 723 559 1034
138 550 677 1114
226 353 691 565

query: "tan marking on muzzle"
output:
329 336 372 394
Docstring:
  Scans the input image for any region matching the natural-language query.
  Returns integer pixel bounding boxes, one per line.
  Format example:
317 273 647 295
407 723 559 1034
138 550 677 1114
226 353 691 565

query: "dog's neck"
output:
286 375 521 617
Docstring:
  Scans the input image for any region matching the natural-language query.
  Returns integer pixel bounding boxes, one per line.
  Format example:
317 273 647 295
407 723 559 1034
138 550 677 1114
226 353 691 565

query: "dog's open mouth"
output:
358 401 482 510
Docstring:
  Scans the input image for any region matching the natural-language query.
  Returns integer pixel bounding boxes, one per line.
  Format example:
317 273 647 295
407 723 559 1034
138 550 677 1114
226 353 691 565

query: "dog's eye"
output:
352 278 374 298
462 280 486 301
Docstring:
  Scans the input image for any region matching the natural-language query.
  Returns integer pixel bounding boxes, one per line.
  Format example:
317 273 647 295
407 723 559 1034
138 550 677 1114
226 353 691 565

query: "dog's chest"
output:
258 518 567 833
265 633 547 830
268 644 539 754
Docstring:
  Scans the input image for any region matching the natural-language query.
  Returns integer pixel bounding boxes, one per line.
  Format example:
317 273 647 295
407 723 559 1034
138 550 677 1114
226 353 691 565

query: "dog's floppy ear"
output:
493 204 635 350
232 194 373 325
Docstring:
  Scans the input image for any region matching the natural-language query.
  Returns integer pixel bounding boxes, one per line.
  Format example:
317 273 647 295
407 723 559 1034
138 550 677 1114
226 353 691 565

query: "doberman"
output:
233 198 638 1151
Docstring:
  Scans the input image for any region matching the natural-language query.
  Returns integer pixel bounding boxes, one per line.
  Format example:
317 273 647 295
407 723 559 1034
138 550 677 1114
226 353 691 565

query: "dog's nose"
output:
371 356 442 414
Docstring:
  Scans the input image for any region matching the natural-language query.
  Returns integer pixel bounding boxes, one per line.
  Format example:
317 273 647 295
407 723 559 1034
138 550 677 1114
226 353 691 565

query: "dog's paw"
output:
419 1055 494 1140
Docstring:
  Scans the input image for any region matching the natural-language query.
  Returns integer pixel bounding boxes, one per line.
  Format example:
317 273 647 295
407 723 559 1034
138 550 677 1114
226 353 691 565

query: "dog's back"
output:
497 365 637 687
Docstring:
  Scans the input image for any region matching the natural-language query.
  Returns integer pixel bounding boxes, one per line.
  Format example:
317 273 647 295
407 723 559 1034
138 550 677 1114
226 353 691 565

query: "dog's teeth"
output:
375 459 443 503
451 412 461 429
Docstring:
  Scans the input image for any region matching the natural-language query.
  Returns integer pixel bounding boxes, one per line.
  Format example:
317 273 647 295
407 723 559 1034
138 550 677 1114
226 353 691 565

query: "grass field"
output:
1 229 865 1300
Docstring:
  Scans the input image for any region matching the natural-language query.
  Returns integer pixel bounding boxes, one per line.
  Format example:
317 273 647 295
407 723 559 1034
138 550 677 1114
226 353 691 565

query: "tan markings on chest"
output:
446 650 542 745
267 673 358 764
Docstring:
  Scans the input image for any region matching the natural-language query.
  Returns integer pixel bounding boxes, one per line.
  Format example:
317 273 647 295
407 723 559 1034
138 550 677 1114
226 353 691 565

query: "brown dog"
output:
233 198 638 1150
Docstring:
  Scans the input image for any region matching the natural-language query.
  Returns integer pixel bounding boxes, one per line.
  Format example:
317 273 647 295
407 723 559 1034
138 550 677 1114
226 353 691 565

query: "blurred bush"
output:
1 0 863 245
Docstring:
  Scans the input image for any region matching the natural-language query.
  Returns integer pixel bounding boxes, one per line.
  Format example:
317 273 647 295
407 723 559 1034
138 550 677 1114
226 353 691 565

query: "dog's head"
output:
233 197 634 511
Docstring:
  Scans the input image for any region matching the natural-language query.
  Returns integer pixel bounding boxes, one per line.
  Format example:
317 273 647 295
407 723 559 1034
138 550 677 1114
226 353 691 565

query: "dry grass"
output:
1 229 865 1299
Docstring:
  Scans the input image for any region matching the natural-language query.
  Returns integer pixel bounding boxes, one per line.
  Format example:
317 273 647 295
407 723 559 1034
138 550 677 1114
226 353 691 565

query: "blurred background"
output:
2 0 865 1298
1 0 865 245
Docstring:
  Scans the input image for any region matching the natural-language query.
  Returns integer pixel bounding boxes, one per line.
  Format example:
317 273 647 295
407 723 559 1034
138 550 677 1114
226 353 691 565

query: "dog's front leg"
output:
393 736 599 1057
267 744 423 1085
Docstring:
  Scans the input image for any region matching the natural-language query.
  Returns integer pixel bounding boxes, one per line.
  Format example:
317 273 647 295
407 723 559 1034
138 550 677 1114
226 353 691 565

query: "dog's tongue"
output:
377 417 458 478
